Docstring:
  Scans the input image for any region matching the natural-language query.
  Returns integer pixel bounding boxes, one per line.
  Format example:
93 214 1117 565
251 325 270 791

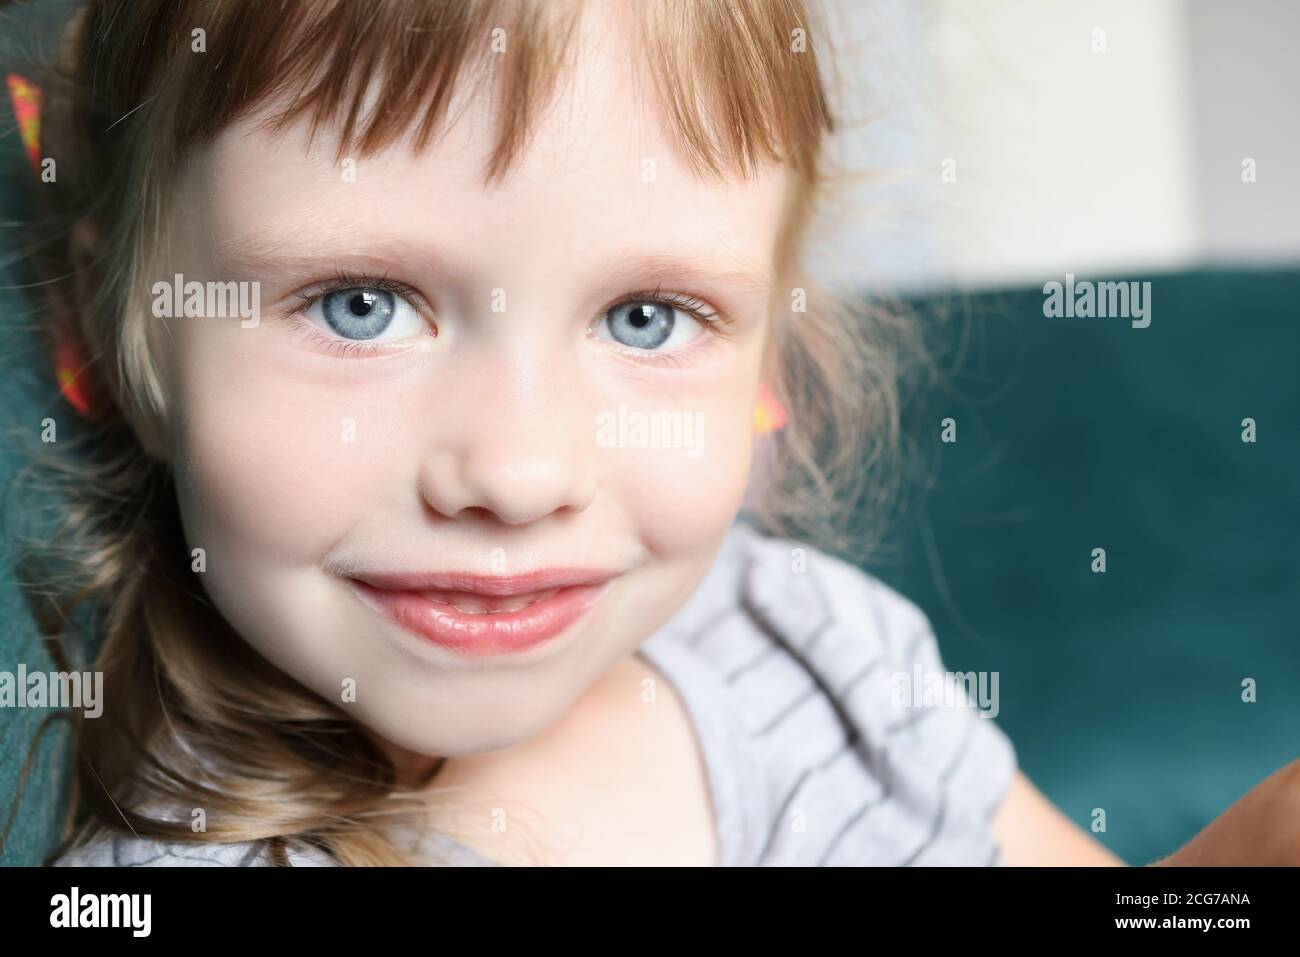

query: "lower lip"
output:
350 580 611 656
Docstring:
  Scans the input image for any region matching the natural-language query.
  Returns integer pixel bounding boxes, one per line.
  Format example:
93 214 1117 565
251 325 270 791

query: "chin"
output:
355 688 566 760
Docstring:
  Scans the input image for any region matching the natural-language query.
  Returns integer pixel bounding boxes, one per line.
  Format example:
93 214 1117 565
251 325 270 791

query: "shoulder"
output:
738 522 936 652
663 521 1020 865
50 832 336 867
701 520 945 676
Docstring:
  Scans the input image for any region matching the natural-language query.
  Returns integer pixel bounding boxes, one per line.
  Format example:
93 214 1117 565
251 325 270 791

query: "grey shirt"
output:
54 521 1017 867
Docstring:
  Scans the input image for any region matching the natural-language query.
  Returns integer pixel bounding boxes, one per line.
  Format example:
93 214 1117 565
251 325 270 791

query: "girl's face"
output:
157 6 788 761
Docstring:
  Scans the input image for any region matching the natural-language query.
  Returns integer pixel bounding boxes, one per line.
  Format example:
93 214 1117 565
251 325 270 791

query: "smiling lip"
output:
348 569 615 656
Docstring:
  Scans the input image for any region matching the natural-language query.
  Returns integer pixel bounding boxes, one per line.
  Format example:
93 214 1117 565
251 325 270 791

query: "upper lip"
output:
348 568 616 596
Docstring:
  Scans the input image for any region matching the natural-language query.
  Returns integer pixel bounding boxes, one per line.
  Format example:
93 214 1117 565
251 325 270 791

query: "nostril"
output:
417 443 597 524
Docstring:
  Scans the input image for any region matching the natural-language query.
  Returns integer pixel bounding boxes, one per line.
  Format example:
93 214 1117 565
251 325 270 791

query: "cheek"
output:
168 328 405 565
609 386 757 557
616 331 769 555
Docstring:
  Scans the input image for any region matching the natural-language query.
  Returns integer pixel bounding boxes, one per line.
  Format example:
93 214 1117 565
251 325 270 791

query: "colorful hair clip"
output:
754 381 788 435
7 73 42 172
9 72 97 418
53 333 94 417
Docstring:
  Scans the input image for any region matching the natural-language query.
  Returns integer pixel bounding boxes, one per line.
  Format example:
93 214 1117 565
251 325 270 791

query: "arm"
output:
991 771 1126 865
1152 757 1300 866
993 758 1300 866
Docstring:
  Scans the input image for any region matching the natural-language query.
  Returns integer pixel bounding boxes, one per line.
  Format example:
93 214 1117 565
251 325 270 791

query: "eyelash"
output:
598 285 728 367
289 270 427 358
287 273 729 362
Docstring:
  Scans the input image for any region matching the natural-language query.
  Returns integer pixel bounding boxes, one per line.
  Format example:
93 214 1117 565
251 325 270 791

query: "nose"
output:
416 362 598 526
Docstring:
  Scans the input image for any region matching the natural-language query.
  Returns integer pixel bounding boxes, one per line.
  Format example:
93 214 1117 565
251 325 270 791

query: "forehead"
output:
176 2 789 287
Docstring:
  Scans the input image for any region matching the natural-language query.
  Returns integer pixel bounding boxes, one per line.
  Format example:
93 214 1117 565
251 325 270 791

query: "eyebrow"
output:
212 231 431 277
212 230 777 301
601 245 777 301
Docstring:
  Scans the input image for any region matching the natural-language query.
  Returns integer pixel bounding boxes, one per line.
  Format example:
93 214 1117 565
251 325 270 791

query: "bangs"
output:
79 0 833 183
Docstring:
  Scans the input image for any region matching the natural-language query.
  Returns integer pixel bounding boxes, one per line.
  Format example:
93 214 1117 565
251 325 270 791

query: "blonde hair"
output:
8 0 915 866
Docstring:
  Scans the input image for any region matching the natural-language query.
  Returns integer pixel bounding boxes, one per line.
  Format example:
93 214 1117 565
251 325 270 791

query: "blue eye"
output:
308 286 423 341
322 288 392 338
598 300 704 351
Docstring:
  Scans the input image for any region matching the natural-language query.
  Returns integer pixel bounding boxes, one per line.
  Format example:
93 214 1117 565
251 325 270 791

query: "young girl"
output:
10 0 1296 867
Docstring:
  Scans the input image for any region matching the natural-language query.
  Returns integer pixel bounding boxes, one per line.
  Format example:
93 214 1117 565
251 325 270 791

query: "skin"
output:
138 2 1294 865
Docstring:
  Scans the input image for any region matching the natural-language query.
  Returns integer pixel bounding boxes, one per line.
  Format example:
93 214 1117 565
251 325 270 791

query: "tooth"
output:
451 597 489 614
425 587 565 615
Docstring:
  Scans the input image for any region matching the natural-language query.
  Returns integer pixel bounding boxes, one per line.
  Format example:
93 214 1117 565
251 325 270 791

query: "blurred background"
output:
2 0 1297 866
809 0 1300 865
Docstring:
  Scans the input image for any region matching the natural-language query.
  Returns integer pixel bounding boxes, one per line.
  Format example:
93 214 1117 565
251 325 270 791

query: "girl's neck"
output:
372 736 447 790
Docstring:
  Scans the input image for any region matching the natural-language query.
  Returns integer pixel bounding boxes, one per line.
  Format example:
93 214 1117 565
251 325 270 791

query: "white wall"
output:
814 0 1300 293
1183 0 1300 264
